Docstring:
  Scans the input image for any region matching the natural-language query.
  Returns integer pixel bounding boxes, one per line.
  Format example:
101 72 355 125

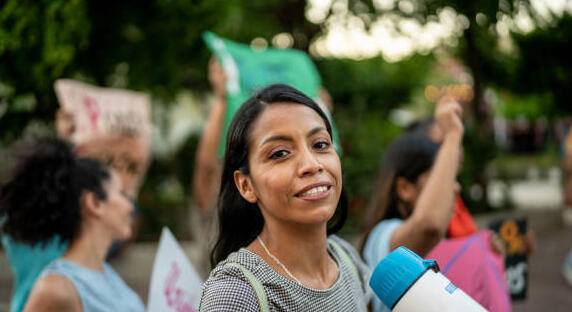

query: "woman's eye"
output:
314 141 330 150
269 150 289 159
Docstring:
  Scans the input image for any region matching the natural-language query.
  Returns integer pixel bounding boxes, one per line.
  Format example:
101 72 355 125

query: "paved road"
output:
1 208 571 311
513 225 572 312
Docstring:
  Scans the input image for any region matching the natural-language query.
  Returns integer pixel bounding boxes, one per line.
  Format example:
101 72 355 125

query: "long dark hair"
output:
0 137 110 245
360 133 439 252
210 84 347 268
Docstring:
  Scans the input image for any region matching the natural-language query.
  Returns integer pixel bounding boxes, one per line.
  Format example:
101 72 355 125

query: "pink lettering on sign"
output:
83 96 100 133
163 262 198 312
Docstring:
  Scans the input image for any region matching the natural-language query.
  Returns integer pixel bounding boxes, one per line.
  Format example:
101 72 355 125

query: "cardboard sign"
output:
489 218 529 300
148 228 203 312
54 79 151 146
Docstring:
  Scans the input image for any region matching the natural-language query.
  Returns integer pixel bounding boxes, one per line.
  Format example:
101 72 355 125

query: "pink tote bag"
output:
427 230 511 312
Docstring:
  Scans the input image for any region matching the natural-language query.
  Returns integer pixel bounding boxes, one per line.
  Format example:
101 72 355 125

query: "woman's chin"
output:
299 206 337 225
116 228 132 241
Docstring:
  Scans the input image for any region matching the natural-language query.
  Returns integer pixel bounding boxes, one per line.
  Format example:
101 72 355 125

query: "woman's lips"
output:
295 185 332 201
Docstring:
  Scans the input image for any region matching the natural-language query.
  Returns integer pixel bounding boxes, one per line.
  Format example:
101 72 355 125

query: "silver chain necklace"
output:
257 236 303 286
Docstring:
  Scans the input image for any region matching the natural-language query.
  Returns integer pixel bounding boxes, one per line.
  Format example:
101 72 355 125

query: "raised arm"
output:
193 58 227 212
390 97 464 257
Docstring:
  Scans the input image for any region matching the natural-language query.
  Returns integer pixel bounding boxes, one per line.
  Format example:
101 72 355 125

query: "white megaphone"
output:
369 247 488 312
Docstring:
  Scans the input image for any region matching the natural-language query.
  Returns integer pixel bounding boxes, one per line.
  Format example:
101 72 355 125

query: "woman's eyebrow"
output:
307 126 327 137
259 127 327 147
260 135 292 147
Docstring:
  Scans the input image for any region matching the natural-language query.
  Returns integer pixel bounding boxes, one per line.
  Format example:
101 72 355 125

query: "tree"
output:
334 0 543 124
321 0 548 210
510 12 572 115
0 0 90 144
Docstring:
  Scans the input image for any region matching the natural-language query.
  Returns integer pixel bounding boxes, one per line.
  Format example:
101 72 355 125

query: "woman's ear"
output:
234 170 258 203
81 192 104 218
395 177 416 205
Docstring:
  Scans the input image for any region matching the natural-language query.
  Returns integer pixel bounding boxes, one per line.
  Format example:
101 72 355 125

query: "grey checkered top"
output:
199 235 371 311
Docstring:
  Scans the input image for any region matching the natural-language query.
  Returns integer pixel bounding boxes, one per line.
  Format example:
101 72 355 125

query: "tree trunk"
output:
463 23 493 212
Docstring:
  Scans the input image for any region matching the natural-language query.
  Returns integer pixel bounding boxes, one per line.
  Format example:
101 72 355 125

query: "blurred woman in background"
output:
0 137 145 312
361 98 463 312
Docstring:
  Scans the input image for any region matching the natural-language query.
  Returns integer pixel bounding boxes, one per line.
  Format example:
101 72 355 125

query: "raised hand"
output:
208 56 227 99
434 96 463 141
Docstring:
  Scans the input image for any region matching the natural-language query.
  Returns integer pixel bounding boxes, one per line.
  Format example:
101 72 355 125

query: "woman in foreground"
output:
200 84 370 311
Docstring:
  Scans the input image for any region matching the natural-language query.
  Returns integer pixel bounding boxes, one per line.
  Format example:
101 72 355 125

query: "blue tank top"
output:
41 259 145 312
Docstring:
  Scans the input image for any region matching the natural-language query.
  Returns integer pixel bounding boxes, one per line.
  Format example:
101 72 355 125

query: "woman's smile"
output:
295 183 332 201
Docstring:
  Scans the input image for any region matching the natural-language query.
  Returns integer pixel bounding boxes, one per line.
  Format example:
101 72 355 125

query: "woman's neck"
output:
63 224 113 272
248 222 338 289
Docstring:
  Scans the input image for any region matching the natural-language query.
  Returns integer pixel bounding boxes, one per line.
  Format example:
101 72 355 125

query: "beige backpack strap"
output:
328 238 360 281
226 262 270 312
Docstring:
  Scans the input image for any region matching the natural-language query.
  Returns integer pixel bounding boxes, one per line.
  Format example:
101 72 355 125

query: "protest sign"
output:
54 79 151 146
202 31 341 156
148 227 203 312
54 79 152 197
489 218 529 300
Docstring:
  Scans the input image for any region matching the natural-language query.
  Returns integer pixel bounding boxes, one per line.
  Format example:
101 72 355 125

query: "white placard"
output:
148 227 203 312
54 79 151 145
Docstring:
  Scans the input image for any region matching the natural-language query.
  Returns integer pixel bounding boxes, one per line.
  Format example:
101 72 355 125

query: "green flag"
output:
202 31 341 156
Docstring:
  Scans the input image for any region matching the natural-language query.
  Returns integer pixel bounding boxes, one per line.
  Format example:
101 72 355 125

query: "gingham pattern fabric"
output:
200 235 371 311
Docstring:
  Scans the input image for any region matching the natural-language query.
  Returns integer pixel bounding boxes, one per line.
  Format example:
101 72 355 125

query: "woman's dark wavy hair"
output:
360 133 439 252
0 137 110 245
210 83 348 268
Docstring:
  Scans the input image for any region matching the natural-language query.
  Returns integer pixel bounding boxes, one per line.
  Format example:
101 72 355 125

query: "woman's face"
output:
235 102 342 228
100 170 134 240
77 135 150 199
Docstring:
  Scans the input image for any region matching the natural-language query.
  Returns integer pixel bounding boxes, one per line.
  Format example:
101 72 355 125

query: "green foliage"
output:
343 0 545 213
0 0 89 90
490 146 560 181
457 125 498 213
0 0 90 137
317 54 433 203
335 108 402 235
315 55 434 234
338 110 402 199
495 91 555 119
317 54 433 111
511 13 572 114
138 135 199 240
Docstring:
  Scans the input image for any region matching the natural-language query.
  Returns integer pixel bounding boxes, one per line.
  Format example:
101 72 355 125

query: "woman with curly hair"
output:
0 137 144 312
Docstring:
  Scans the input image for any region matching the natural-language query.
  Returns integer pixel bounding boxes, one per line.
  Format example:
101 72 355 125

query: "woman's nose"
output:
297 148 323 177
